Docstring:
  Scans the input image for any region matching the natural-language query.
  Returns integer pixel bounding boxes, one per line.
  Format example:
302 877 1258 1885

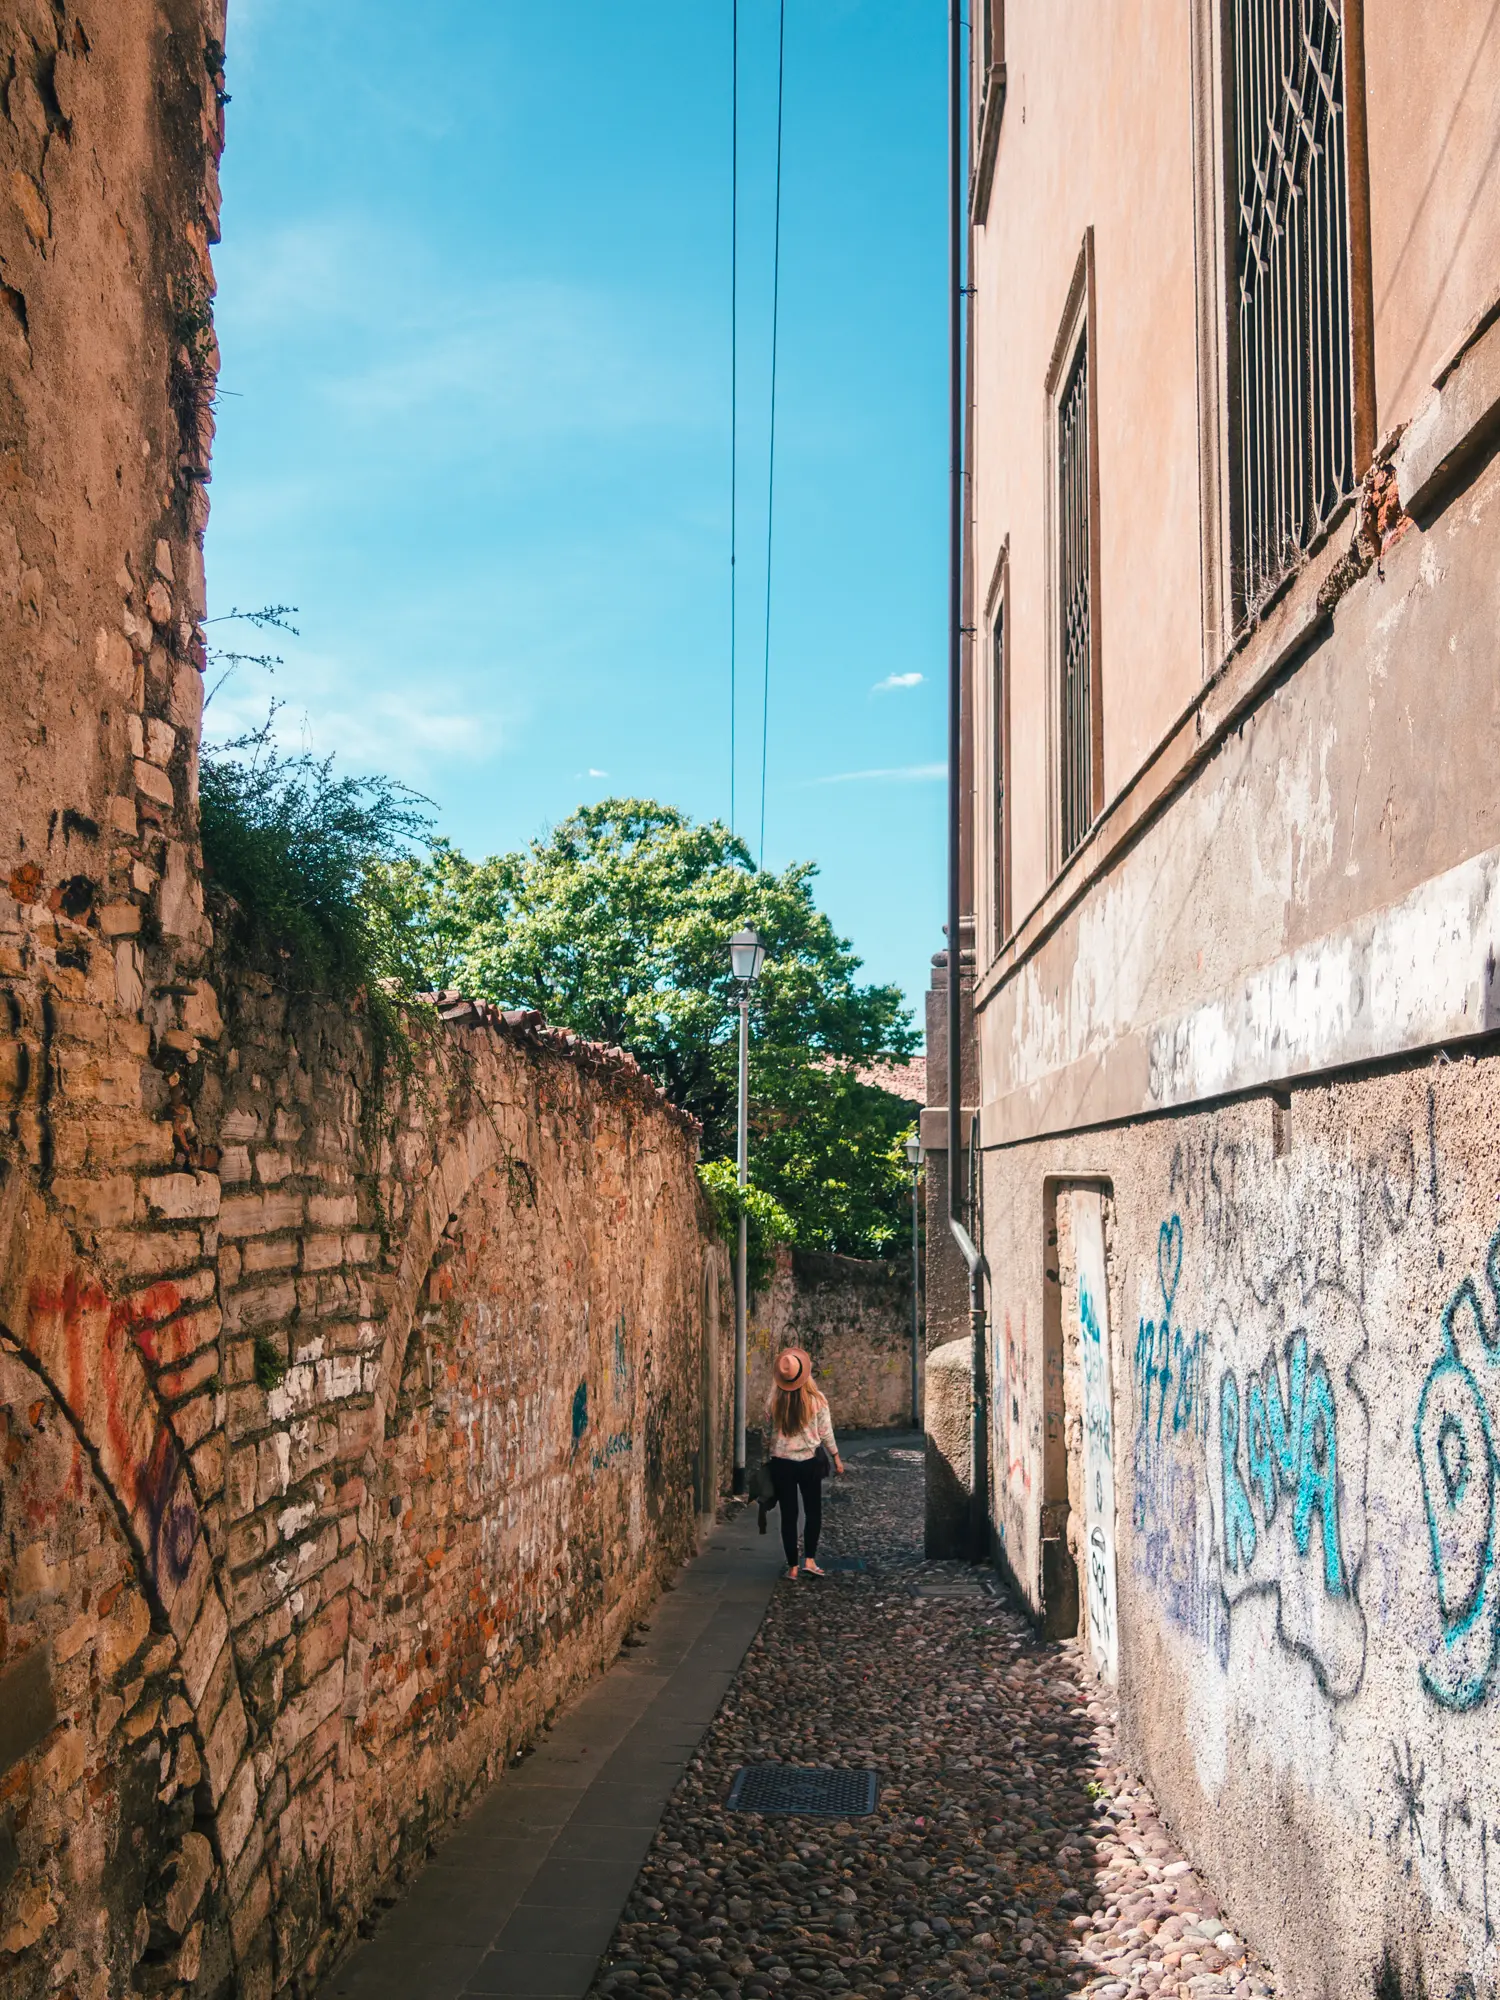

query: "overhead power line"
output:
729 0 739 838
759 0 786 871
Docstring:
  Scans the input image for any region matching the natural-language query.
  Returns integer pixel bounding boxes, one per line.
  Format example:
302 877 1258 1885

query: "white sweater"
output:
765 1394 839 1463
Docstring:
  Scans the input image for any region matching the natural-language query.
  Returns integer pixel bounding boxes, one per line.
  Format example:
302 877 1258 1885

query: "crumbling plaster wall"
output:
747 1246 914 1434
0 9 730 1998
983 1062 1500 2000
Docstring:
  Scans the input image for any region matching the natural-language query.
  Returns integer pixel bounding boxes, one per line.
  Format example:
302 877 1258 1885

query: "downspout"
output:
947 0 990 1561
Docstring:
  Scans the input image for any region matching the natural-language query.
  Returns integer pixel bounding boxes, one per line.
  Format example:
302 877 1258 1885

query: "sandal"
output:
785 1566 800 1580
802 1559 826 1577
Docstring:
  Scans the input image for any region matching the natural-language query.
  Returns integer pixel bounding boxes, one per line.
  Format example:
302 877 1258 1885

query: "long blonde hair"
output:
770 1378 825 1437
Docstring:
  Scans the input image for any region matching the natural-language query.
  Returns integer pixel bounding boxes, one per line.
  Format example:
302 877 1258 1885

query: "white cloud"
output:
814 763 947 785
873 672 924 692
588 768 609 779
203 647 500 780
216 217 717 456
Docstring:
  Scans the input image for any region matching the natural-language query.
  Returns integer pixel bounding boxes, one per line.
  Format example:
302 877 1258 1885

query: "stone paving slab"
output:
319 1506 782 2000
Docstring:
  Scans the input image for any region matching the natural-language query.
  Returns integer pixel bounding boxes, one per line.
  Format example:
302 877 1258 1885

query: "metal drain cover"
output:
726 1766 879 1817
912 1575 999 1600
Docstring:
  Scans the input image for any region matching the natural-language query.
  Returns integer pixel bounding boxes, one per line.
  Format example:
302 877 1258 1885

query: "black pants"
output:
769 1456 824 1566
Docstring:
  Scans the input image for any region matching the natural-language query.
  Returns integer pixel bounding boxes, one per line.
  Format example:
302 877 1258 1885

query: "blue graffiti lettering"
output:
1219 1335 1345 1597
591 1429 633 1471
1220 1374 1257 1574
1416 1224 1500 1710
1294 1352 1344 1594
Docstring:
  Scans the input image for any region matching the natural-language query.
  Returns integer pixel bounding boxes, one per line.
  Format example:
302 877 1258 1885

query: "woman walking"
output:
764 1347 844 1578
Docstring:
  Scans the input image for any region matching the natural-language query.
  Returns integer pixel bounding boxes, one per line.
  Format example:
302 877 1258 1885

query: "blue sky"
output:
208 1 949 1026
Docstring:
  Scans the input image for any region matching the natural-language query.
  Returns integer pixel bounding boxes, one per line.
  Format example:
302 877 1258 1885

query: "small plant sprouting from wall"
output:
200 711 432 998
254 1332 288 1392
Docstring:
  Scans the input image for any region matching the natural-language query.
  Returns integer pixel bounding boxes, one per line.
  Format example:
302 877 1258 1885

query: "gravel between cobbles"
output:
589 1434 1281 2000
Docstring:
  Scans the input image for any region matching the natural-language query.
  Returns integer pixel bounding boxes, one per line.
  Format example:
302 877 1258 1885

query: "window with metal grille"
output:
1057 333 1093 863
1228 0 1355 622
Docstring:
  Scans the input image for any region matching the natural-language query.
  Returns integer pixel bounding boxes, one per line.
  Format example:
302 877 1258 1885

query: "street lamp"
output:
905 1131 923 1428
729 925 766 1492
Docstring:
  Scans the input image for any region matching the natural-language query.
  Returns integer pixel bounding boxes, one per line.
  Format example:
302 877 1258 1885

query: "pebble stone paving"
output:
587 1436 1281 2000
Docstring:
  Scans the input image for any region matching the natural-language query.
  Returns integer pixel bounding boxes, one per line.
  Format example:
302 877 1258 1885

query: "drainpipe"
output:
947 0 990 1563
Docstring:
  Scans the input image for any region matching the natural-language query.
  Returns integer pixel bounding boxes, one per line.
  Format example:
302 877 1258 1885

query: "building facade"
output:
931 3 1500 1992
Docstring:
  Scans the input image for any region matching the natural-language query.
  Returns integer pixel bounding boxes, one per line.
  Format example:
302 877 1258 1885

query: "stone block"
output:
223 1277 297 1332
217 1752 260 1869
230 1868 272 1961
220 1189 304 1238
95 1228 203 1278
179 1592 230 1711
308 1192 358 1229
98 1593 151 1682
170 1388 218 1452
144 1171 220 1220
97 902 142 937
204 1683 249 1802
0 1646 57 1774
52 1173 137 1229
243 1235 299 1274
134 757 174 807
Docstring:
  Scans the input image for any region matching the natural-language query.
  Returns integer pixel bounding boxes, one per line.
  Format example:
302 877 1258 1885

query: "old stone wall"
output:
983 1058 1500 2000
2 973 726 2000
747 1246 915 1436
0 8 730 1998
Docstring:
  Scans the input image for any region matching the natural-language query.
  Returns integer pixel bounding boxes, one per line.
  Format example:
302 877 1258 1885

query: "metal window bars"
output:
1058 333 1093 864
1229 0 1355 624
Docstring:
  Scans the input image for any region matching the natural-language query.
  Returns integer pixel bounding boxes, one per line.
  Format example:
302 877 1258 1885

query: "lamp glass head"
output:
729 925 766 984
905 1133 923 1168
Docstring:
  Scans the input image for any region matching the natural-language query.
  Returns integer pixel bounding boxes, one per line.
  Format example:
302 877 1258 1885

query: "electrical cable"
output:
758 0 786 871
729 0 738 837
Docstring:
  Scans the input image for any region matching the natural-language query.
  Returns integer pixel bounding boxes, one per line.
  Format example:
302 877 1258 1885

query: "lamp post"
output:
728 924 766 1492
905 1132 923 1428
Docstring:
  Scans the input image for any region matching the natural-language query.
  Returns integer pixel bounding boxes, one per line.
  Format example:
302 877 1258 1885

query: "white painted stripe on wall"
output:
1145 845 1500 1108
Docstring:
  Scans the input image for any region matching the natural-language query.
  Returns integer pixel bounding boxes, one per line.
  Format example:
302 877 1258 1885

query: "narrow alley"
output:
587 1439 1277 2000
324 1437 1280 2000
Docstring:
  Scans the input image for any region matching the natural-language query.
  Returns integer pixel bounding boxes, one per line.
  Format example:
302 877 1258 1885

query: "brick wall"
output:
0 10 729 1997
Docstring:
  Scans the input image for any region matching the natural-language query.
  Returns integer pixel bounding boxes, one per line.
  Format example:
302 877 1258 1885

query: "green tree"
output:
376 799 919 1256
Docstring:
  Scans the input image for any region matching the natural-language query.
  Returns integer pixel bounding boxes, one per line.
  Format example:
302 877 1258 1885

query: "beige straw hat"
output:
773 1347 811 1391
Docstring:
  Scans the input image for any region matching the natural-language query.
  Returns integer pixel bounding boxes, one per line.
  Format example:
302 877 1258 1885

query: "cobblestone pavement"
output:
588 1435 1281 2000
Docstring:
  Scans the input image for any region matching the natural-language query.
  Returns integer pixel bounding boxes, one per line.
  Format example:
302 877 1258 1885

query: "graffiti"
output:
1073 1189 1118 1683
137 1423 199 1590
1219 1332 1346 1595
998 1308 1031 1499
590 1430 633 1472
1131 1198 1368 1698
1136 1216 1209 1451
1132 1217 1228 1666
1416 1223 1500 1710
1391 1737 1428 1865
1208 1264 1368 1699
1386 1735 1500 1950
26 1272 202 1596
